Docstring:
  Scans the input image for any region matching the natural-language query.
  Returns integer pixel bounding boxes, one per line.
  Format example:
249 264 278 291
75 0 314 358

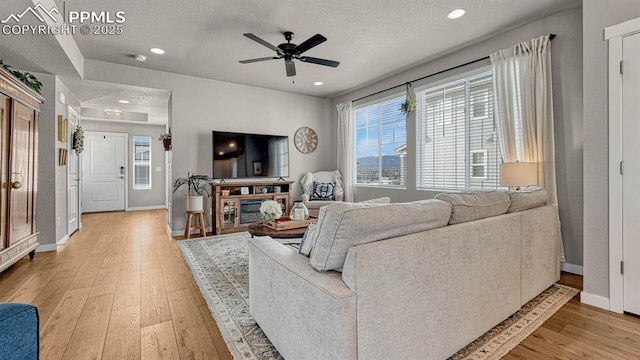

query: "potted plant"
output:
173 173 211 211
159 132 171 151
399 97 416 114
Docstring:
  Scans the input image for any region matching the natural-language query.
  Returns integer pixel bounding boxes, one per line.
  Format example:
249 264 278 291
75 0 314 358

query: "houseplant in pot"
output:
159 132 171 151
173 173 211 211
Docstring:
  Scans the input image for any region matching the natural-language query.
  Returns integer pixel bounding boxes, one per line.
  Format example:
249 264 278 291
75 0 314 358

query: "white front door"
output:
622 31 640 316
82 132 127 213
67 110 80 235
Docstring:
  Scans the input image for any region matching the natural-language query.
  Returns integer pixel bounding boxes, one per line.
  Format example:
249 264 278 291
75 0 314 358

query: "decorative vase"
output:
163 139 171 151
186 195 203 211
290 201 309 221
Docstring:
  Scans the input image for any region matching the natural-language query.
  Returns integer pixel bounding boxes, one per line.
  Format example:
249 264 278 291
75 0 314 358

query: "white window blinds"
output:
416 69 501 190
354 95 407 187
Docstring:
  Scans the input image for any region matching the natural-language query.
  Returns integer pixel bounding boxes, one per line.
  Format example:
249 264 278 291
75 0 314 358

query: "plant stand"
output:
184 210 206 239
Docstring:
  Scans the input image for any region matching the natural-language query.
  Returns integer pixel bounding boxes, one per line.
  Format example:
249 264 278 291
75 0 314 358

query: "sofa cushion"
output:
311 181 336 200
309 199 452 271
435 191 511 225
299 197 391 257
508 186 548 213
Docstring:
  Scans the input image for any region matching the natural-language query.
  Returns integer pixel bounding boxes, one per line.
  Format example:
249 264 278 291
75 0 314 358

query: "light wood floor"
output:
0 210 639 359
0 210 232 360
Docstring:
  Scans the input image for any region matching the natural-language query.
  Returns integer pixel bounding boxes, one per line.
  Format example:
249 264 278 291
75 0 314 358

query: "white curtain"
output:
491 35 557 205
336 102 355 202
492 35 564 261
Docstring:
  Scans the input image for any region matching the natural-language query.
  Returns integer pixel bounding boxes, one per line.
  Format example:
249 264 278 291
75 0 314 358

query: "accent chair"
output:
300 170 344 217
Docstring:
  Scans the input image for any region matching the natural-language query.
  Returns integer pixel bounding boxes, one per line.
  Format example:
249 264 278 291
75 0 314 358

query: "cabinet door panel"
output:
9 101 36 244
0 95 7 251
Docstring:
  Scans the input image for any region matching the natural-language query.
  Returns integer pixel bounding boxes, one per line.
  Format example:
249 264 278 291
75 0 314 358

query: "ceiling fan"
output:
239 31 340 77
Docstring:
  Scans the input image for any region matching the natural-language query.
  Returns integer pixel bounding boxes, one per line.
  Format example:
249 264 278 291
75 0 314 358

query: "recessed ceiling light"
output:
150 48 166 55
314 81 324 86
118 100 130 104
134 54 147 62
447 9 466 19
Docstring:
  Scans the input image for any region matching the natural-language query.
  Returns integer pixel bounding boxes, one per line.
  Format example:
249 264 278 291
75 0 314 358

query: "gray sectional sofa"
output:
248 189 560 360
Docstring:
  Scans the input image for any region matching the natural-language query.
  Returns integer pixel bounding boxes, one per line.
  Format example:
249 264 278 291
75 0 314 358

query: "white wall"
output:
35 74 81 248
582 0 640 299
81 121 168 209
82 60 333 232
54 78 81 243
35 73 56 248
332 6 584 266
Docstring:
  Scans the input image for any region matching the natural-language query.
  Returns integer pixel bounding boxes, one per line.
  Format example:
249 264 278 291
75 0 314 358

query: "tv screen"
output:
212 131 290 179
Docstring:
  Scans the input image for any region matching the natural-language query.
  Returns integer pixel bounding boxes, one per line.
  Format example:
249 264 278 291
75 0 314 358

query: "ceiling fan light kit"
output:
240 31 340 77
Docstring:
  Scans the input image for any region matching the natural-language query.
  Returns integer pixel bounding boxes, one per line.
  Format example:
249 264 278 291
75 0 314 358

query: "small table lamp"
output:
500 162 538 190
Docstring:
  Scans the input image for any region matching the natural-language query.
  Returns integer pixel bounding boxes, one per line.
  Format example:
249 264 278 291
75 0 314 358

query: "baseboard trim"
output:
581 291 611 310
36 244 58 252
57 234 70 246
561 262 583 275
126 205 167 211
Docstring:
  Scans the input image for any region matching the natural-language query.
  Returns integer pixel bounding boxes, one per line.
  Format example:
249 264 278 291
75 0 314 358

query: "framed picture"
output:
240 187 249 195
58 148 67 166
57 115 68 142
274 186 281 193
253 161 262 175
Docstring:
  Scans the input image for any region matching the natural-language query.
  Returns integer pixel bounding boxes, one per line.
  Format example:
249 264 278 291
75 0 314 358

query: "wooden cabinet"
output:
212 180 294 234
0 68 43 273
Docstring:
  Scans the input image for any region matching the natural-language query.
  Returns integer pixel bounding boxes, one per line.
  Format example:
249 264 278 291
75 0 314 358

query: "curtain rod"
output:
352 33 556 103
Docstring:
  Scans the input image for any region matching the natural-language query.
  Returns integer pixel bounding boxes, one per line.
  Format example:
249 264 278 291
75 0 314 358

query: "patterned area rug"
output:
179 232 578 360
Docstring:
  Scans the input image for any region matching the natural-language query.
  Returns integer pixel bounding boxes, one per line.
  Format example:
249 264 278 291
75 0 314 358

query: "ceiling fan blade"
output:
293 34 327 55
285 60 296 77
299 56 340 67
243 33 281 53
239 56 280 64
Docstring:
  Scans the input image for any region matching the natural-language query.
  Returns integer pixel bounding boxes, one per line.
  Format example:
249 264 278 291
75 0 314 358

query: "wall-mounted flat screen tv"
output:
212 131 289 179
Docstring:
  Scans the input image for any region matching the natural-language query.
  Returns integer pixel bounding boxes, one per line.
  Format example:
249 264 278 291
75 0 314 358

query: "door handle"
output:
11 181 22 189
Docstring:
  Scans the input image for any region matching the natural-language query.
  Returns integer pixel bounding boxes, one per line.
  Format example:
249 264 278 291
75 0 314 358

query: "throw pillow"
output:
310 181 335 201
298 223 317 256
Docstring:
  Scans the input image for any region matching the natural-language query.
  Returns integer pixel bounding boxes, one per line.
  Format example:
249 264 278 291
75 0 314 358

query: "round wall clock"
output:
294 127 318 154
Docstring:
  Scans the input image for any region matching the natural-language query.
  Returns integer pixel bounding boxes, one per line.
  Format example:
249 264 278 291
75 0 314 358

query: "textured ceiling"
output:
61 77 171 125
0 0 580 125
54 0 580 98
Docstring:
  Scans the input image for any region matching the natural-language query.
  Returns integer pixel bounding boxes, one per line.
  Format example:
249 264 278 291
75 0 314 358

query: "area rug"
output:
179 232 578 360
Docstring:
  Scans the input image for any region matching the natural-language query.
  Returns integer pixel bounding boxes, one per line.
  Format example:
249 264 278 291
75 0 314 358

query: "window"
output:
354 95 407 187
416 69 501 190
470 150 487 179
133 136 151 189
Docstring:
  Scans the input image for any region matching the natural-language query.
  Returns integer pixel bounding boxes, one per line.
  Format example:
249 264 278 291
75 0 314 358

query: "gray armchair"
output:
300 170 344 217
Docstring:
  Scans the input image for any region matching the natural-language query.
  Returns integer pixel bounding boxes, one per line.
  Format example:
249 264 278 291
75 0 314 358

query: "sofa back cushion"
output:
508 186 548 213
299 197 392 257
434 191 511 225
309 199 452 272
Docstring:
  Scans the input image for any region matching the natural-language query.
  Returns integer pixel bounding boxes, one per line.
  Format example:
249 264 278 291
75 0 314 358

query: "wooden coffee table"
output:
248 223 308 238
